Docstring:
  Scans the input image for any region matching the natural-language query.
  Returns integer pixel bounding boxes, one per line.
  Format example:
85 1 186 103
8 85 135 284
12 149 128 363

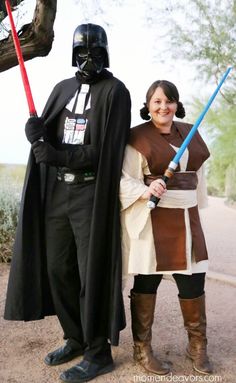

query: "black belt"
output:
57 168 96 184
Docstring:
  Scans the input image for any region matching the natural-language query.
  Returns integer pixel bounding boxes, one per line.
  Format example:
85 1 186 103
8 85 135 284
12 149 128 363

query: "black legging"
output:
133 273 205 299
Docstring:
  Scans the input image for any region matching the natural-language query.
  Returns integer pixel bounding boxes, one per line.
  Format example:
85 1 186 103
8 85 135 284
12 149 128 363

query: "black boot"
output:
45 339 84 366
60 337 114 382
60 359 114 382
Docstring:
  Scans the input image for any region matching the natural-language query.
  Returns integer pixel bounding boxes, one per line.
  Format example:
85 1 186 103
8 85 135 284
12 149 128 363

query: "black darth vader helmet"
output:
72 23 109 79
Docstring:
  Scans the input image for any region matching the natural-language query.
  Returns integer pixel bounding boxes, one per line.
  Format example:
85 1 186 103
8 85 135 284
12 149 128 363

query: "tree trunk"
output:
0 0 57 72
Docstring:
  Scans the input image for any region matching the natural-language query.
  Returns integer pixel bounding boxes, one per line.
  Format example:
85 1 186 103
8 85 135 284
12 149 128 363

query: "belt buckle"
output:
64 173 75 183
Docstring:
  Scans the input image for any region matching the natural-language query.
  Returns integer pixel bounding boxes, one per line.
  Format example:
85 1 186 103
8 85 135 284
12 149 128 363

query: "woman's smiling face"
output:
148 86 177 131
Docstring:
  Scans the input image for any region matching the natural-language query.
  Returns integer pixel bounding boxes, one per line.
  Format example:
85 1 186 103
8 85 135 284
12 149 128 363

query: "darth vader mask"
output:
72 23 109 81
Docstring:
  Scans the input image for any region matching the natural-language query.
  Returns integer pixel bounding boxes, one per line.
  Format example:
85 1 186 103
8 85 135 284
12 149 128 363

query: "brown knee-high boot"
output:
130 290 169 375
179 293 213 374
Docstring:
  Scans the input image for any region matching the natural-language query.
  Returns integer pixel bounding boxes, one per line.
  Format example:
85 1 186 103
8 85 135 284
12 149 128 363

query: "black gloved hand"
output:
32 141 67 166
25 116 45 143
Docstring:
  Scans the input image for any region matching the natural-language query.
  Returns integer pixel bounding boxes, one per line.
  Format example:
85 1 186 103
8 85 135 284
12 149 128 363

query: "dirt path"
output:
1 196 236 383
200 196 236 277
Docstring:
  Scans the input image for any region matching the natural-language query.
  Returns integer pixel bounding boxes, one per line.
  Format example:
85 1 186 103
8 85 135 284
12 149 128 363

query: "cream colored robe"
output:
120 144 208 283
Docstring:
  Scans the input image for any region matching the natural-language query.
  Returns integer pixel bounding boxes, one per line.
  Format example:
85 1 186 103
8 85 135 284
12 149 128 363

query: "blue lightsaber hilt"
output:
147 66 232 210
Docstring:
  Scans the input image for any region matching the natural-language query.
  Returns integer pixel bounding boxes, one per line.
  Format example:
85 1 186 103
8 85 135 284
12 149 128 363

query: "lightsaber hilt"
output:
5 0 37 117
147 165 176 209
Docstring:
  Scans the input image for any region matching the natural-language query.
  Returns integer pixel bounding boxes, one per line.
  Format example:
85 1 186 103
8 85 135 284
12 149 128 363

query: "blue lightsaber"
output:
147 66 233 209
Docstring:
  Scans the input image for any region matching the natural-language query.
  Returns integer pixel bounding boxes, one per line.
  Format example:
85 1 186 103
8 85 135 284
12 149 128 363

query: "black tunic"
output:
4 70 131 346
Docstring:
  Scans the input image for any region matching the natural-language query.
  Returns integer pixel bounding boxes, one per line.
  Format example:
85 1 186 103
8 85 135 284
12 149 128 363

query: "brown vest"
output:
129 121 210 271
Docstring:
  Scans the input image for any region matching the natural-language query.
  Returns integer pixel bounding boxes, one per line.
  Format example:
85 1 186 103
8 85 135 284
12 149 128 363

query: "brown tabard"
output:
129 121 210 272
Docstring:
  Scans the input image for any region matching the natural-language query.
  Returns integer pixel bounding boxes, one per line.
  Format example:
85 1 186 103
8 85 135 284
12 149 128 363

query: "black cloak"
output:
4 70 131 346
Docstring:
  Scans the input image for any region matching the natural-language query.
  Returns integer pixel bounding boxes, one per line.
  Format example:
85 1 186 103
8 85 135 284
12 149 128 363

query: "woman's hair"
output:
140 80 185 120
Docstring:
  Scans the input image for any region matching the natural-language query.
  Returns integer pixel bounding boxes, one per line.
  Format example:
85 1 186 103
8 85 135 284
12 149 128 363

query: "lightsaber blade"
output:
147 66 233 209
5 0 37 116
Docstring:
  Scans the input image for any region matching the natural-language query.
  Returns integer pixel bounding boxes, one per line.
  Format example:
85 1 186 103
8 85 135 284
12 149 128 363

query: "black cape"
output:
4 70 131 346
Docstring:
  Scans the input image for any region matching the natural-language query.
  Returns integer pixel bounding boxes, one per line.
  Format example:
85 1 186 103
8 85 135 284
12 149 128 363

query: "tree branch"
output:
0 0 57 72
0 1 23 20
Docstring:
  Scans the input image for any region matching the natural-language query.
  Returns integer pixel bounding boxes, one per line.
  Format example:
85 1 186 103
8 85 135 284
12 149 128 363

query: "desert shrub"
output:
0 170 23 263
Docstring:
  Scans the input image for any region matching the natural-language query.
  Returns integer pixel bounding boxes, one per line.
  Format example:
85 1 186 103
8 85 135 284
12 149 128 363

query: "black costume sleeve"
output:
61 144 99 170
31 141 98 170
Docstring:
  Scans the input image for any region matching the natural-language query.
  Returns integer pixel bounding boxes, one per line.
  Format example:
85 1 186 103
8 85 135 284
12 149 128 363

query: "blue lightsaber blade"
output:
147 66 232 209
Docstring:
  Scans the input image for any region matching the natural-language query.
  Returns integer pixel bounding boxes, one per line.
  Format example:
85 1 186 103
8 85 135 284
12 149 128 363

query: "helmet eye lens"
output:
90 47 104 58
76 47 105 59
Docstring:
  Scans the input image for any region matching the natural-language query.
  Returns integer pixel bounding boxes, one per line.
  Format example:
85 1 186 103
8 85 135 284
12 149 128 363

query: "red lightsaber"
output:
5 0 37 116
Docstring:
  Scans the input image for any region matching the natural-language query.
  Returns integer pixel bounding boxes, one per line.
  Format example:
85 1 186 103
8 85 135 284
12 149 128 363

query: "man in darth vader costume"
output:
4 23 131 382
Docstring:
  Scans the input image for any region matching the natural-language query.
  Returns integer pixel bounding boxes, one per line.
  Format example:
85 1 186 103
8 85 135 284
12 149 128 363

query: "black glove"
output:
25 116 45 143
32 141 67 166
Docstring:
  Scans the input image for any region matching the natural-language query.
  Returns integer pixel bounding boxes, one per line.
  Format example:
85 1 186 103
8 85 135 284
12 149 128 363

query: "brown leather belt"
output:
144 171 198 190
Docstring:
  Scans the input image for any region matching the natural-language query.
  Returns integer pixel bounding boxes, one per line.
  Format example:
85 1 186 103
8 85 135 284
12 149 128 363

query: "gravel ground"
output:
0 196 236 383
